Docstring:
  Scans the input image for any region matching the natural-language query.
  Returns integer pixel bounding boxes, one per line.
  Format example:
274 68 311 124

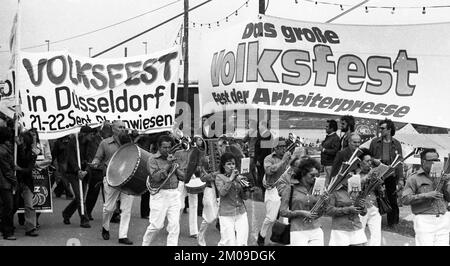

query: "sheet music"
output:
312 177 325 196
241 157 250 174
347 174 361 193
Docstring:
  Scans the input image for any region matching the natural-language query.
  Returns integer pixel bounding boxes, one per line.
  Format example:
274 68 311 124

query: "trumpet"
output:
286 133 301 153
147 162 180 195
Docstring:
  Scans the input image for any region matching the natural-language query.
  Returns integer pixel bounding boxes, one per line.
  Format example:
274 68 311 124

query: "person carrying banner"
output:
279 157 326 246
339 115 355 151
215 152 249 246
142 135 185 246
257 137 291 246
0 126 16 240
369 119 403 228
61 134 90 229
15 130 38 236
401 148 450 246
81 126 103 221
91 120 134 245
321 119 340 186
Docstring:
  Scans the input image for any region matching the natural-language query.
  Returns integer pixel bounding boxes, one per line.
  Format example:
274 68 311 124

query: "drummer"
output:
91 120 134 245
142 135 185 246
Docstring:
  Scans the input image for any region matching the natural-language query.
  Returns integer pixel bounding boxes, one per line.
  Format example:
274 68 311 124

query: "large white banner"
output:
18 46 181 139
199 14 450 129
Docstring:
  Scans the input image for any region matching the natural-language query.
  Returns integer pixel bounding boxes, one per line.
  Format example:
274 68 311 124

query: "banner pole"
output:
75 132 85 216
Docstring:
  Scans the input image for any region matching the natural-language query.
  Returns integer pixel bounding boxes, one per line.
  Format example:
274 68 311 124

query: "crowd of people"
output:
0 113 449 246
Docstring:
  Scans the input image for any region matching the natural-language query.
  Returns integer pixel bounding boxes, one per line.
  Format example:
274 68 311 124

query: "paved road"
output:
0 195 414 246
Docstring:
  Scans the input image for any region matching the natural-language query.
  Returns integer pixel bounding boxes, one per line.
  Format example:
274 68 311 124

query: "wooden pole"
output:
75 133 85 216
183 0 189 103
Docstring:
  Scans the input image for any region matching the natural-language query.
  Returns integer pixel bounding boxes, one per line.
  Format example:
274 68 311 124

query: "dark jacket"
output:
0 143 16 190
368 137 403 181
330 147 354 178
65 136 81 178
17 144 37 191
321 132 340 166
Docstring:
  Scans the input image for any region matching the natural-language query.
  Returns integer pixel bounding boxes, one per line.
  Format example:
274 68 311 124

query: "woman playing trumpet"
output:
215 152 250 246
279 158 327 246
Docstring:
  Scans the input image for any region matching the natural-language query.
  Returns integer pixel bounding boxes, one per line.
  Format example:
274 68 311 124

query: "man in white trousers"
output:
402 148 450 246
175 148 199 238
142 135 185 246
91 120 134 245
257 138 291 246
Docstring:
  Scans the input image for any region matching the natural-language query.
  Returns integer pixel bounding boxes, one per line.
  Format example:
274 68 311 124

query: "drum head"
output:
107 144 139 187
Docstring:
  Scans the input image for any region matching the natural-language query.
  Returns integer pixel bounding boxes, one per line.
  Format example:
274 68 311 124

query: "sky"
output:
1 0 450 78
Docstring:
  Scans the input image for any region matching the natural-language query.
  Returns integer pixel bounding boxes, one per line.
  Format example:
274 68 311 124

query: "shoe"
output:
118 238 133 245
80 221 91 228
63 214 71 225
36 222 40 229
190 234 198 239
141 215 149 219
102 227 110 240
4 235 16 240
87 214 94 221
25 229 39 237
257 233 265 246
183 207 188 214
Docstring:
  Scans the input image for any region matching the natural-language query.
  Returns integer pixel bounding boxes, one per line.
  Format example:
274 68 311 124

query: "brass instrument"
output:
147 162 180 195
286 133 301 153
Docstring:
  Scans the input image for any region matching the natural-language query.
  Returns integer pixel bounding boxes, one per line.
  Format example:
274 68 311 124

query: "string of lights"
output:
189 0 250 29
294 0 450 14
0 0 182 53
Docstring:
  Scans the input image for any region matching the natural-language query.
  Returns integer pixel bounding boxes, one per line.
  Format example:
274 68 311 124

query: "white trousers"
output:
102 178 134 239
260 187 281 238
359 205 382 246
178 182 199 236
290 228 324 246
329 229 367 246
198 187 219 246
142 188 181 246
218 213 249 246
414 213 450 246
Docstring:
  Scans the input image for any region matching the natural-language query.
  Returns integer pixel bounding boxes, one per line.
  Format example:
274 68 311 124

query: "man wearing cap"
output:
402 148 450 246
91 120 134 245
257 137 291 246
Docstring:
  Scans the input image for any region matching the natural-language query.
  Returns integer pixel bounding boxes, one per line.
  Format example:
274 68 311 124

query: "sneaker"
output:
190 234 198 239
80 220 91 228
4 235 16 240
63 214 71 225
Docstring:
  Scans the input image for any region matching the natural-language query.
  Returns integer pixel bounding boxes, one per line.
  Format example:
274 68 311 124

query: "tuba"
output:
147 162 180 195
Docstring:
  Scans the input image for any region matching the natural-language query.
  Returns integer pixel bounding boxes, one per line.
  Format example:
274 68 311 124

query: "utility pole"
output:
45 40 50 51
143 41 148 54
259 0 265 14
124 47 127 57
183 0 189 102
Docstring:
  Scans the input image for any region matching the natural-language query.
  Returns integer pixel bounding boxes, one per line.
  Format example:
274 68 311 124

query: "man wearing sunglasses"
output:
369 119 403 228
402 148 450 246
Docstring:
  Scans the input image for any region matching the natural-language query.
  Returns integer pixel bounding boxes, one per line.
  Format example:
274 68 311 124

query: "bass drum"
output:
106 143 152 196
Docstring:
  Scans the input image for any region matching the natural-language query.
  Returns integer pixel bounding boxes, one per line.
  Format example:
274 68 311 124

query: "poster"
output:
17 168 53 213
199 14 450 129
17 46 181 139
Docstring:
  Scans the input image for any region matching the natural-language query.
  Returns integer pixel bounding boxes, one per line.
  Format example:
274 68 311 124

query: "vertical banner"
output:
17 46 181 139
199 14 450 129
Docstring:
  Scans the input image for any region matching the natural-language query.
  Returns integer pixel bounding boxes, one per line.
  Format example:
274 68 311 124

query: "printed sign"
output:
17 46 181 139
17 168 53 213
199 14 450 128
